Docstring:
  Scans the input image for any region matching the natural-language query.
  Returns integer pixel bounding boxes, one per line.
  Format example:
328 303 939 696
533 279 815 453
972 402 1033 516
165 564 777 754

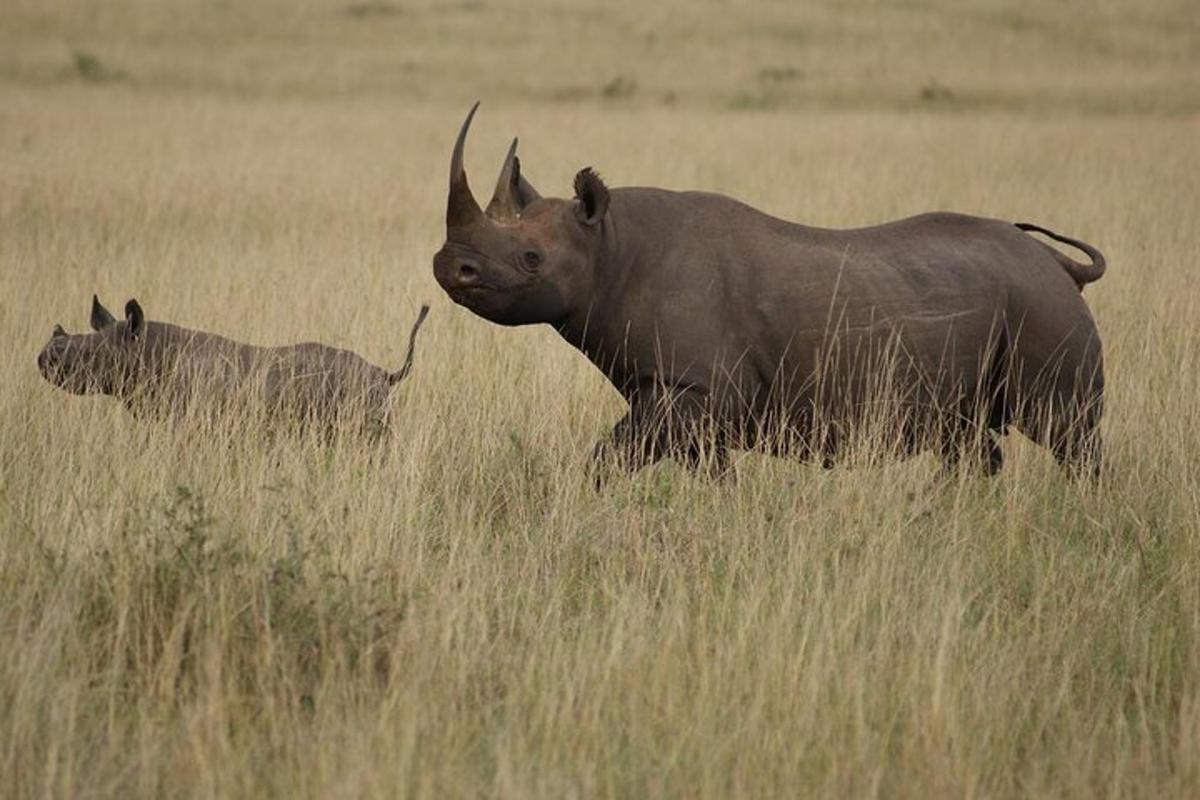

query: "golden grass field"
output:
3 0 1200 796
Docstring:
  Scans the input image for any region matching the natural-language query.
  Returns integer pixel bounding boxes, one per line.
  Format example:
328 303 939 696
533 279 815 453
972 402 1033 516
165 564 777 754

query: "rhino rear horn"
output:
447 102 483 228
487 138 541 220
487 138 521 220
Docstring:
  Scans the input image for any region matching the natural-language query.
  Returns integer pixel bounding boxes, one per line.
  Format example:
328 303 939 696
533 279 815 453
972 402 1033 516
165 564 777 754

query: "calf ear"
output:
573 167 609 226
91 295 117 330
124 299 145 340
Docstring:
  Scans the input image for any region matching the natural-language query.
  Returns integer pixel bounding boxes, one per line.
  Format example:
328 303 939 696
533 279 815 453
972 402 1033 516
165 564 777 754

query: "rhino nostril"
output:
458 263 480 284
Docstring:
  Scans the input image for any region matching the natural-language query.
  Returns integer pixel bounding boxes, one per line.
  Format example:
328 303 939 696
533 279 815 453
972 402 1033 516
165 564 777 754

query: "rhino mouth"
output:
37 350 69 385
447 284 494 304
38 360 92 394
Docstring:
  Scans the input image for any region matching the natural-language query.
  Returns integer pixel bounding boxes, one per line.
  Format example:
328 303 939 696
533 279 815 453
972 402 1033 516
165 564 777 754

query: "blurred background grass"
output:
3 0 1198 114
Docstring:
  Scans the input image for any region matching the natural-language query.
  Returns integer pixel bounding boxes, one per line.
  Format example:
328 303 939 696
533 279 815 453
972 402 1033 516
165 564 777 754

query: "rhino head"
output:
432 102 610 327
37 295 149 396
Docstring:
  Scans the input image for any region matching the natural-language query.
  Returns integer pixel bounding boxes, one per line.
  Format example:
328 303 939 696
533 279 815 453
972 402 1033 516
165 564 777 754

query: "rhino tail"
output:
1016 222 1107 289
388 304 430 386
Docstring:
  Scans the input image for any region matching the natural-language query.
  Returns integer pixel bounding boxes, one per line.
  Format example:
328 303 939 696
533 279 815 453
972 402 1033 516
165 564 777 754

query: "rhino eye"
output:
522 250 543 270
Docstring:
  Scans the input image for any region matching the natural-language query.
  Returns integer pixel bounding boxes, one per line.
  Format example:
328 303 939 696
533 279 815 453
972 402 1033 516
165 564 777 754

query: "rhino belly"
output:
741 296 1008 455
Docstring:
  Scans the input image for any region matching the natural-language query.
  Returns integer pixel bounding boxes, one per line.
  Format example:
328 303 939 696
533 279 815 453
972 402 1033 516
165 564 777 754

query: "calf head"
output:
432 102 610 327
38 295 148 396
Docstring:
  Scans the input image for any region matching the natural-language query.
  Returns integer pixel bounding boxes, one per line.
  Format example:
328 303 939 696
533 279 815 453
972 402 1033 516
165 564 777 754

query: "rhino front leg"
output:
588 410 643 487
589 388 729 487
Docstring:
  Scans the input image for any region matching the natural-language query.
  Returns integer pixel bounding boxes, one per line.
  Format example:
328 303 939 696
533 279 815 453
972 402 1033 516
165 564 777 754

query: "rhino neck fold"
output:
553 214 636 392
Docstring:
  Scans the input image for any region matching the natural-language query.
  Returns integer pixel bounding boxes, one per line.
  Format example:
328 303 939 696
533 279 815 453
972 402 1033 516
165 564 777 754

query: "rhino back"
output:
261 343 391 422
131 324 258 413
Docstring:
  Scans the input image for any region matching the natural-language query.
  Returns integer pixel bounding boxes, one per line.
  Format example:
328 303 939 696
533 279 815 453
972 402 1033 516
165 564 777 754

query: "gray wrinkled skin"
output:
38 296 429 438
433 104 1105 482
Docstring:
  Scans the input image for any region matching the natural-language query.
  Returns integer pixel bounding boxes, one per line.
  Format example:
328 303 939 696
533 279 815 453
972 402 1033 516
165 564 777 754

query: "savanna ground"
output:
2 0 1199 796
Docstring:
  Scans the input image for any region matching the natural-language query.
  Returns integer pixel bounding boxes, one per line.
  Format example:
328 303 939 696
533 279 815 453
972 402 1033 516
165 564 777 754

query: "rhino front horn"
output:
447 101 483 228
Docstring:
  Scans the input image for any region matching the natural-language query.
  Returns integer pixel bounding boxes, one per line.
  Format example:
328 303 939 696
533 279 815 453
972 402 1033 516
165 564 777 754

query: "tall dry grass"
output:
3 0 1200 796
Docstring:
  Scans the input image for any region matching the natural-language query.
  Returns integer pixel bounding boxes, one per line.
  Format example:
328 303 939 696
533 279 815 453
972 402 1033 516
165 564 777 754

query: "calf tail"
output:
1016 222 1107 289
388 304 430 385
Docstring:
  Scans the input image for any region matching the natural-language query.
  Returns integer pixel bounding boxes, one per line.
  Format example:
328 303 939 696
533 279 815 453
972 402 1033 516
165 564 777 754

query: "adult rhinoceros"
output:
433 103 1105 481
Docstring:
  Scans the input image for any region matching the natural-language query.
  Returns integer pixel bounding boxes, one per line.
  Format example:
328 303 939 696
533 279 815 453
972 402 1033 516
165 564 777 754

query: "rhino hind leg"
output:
1009 365 1103 481
935 360 1009 478
967 328 1013 477
936 423 1004 477
931 327 1013 478
985 431 1005 475
967 428 1004 476
1009 395 1103 481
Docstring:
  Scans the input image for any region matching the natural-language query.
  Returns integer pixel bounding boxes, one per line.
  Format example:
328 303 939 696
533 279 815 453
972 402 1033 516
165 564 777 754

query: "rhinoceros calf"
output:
38 295 429 436
432 104 1105 480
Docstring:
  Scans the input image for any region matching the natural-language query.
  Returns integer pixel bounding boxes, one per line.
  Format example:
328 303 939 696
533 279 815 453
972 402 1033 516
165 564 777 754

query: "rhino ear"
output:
124 299 145 340
52 324 67 338
91 294 116 330
573 167 609 227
